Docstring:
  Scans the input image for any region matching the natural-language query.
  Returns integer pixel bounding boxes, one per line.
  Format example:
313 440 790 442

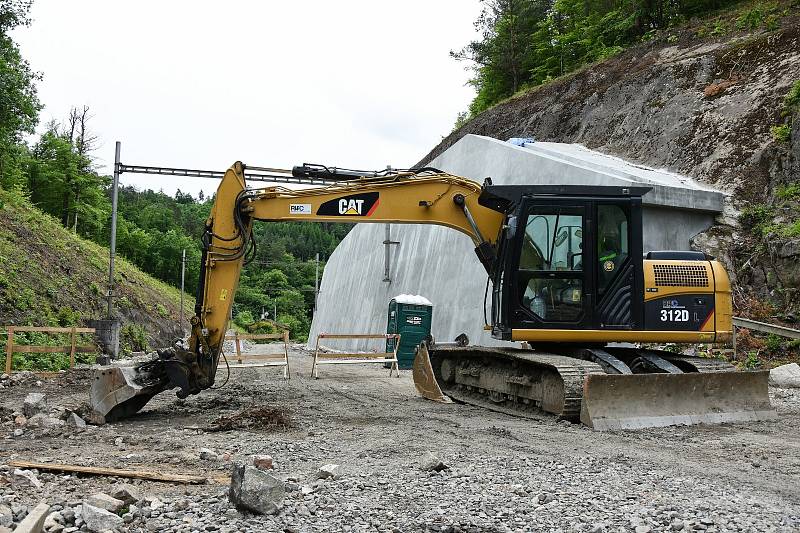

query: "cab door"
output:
593 201 643 330
510 201 591 330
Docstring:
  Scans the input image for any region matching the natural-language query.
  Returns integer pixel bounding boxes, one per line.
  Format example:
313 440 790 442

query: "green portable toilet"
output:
386 294 433 369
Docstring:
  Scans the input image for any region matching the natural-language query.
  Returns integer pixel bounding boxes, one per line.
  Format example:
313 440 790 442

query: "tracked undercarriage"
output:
413 344 776 431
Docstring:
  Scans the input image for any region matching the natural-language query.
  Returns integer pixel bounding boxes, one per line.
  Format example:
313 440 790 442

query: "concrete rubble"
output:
315 464 342 480
22 393 46 418
770 362 800 388
420 451 449 472
81 502 124 532
252 454 273 470
229 463 285 515
110 483 141 505
84 492 125 513
64 413 86 429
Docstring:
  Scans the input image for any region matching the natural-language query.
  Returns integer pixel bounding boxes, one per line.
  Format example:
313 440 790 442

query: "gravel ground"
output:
1 347 799 532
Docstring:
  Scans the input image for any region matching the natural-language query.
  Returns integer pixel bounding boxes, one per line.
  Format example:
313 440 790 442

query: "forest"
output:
0 0 350 340
454 0 775 119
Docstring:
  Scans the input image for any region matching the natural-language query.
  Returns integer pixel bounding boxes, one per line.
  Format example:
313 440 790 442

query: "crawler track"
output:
427 346 604 420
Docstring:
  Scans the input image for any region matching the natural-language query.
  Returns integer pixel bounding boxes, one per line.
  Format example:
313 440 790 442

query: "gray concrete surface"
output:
308 135 725 351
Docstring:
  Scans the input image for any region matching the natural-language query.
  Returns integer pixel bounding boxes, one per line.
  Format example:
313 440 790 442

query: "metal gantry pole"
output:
180 248 186 335
107 141 121 318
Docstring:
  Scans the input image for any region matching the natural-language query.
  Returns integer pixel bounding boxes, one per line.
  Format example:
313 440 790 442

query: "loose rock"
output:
111 482 142 505
316 464 342 480
199 447 219 461
420 452 448 472
252 454 273 470
23 392 46 417
81 503 124 532
85 492 125 513
229 463 285 515
770 363 800 388
65 413 86 429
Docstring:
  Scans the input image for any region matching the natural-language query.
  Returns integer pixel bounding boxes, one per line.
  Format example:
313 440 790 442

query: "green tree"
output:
0 0 40 188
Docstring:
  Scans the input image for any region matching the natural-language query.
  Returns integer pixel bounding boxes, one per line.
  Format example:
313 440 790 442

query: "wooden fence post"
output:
283 330 290 379
235 332 242 364
69 327 77 369
5 327 14 374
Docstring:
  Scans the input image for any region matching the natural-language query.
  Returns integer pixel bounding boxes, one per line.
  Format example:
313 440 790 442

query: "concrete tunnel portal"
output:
307 135 725 352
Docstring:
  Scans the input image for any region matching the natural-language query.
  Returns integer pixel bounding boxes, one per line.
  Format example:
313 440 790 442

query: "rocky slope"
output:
421 5 800 319
0 188 192 354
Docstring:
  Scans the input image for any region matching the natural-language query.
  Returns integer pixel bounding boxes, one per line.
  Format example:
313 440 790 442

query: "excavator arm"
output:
92 162 505 420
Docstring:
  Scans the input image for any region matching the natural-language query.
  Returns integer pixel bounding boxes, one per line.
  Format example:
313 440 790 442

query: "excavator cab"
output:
486 185 647 339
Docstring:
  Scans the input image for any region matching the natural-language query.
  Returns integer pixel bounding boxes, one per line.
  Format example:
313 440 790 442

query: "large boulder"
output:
85 493 125 513
770 363 800 388
81 503 123 532
229 463 285 515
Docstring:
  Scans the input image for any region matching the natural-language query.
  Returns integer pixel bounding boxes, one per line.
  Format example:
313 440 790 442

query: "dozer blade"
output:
412 343 451 403
580 370 777 431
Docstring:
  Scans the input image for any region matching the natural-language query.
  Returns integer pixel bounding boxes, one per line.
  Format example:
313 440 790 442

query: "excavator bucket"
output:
580 370 777 431
92 367 157 421
412 343 451 403
90 363 171 422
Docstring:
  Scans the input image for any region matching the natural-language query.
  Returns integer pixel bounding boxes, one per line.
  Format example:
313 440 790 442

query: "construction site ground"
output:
1 346 799 532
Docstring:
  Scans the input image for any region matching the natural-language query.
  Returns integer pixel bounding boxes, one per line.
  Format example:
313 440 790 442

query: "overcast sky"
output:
12 0 482 197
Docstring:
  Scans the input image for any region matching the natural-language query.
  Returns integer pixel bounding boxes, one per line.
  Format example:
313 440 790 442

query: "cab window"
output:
597 204 630 295
519 207 584 322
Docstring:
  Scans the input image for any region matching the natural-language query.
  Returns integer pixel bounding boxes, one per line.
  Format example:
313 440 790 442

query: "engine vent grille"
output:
653 264 709 287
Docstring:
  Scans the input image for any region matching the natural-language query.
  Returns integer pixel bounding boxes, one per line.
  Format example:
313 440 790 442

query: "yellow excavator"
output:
91 162 776 430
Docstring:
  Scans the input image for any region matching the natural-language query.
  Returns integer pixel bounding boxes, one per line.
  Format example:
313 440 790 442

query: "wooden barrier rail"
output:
312 333 400 378
221 331 291 379
3 326 97 373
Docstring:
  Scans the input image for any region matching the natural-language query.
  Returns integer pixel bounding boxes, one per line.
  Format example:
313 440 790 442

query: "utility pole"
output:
107 141 121 318
180 248 186 335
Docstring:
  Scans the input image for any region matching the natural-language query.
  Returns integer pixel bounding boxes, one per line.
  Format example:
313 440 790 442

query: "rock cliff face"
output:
421 15 800 313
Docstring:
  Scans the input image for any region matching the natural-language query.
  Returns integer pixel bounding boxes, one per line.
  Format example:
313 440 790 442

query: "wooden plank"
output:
224 363 290 369
4 326 12 374
316 358 397 365
7 460 208 484
319 334 394 339
230 354 285 361
14 345 72 354
75 345 98 353
5 326 95 333
225 333 284 340
317 352 394 359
